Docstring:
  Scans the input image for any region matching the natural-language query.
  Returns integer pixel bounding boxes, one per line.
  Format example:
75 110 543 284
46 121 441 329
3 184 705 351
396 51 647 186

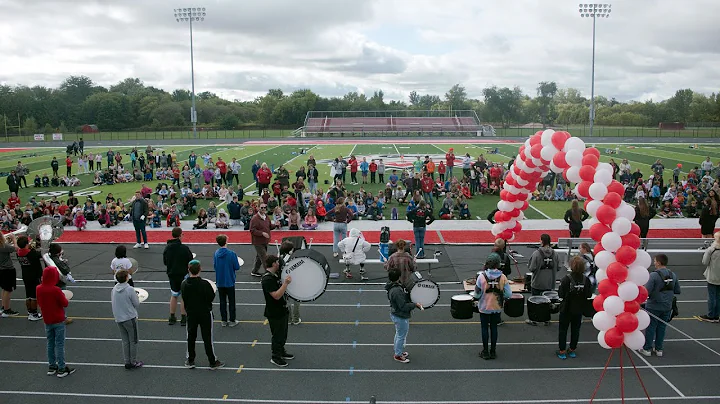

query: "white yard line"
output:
393 143 401 155
527 203 552 219
243 145 318 193
348 143 358 157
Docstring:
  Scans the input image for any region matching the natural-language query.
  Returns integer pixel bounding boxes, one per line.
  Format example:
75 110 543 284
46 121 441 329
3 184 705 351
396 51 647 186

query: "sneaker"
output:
654 350 663 357
271 357 288 367
638 349 652 357
489 350 497 359
1 309 19 317
125 361 144 370
402 351 409 357
333 252 339 258
133 243 142 249
56 367 76 378
250 271 263 277
290 318 302 325
221 321 228 327
228 320 240 327
185 360 196 369
144 243 149 249
568 350 577 359
210 360 225 370
556 350 567 360
393 355 410 363
697 315 720 323
47 366 58 375
360 274 368 281
64 318 73 325
28 313 42 321
525 319 538 326
479 350 490 360
281 352 294 360
344 270 353 279
168 314 177 325
180 314 187 326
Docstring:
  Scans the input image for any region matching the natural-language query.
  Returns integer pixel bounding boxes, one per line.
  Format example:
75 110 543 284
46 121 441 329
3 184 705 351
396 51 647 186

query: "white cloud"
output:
0 0 718 103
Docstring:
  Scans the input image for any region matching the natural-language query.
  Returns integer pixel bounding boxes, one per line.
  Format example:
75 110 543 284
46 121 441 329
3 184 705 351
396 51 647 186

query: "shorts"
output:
0 268 17 292
169 275 186 297
23 277 40 299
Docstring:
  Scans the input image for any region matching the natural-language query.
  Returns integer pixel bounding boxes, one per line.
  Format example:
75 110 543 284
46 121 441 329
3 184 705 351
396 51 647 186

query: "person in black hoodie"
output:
563 200 589 238
386 268 422 363
16 236 44 321
407 200 434 259
163 227 194 326
181 260 223 370
556 256 593 359
262 255 294 367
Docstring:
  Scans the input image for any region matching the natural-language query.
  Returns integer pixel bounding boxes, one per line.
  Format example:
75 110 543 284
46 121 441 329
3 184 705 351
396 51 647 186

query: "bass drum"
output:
280 249 330 302
450 294 474 319
408 272 440 309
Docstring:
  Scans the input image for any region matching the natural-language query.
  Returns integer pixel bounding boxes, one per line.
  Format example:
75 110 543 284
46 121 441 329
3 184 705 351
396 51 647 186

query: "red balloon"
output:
579 165 596 182
506 192 518 203
583 147 601 159
494 211 505 223
513 164 522 176
598 279 619 296
576 181 591 198
513 222 522 232
551 131 570 151
596 205 617 226
624 301 640 314
520 201 529 210
604 192 622 209
604 327 625 348
499 230 513 240
530 144 543 159
508 209 521 218
593 294 606 312
594 243 605 256
607 262 629 284
582 154 599 168
525 158 537 169
621 233 641 250
590 223 610 242
630 223 641 237
615 246 637 266
530 134 543 146
518 146 526 158
553 152 569 169
615 312 639 333
635 286 649 304
516 192 528 201
505 175 516 187
608 180 624 196
500 190 508 200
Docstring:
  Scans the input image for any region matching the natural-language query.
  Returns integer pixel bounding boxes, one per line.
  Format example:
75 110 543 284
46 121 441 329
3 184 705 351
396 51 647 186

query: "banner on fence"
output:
52 133 63 141
34 134 45 141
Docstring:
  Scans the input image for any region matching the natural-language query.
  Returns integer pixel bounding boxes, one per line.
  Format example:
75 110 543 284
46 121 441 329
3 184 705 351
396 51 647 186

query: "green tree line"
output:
1 76 719 133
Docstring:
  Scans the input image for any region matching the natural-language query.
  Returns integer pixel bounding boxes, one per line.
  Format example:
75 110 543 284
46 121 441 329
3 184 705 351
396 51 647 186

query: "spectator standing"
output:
163 227 194 326
213 234 240 327
563 200 589 238
378 159 386 183
332 197 351 258
37 266 74 377
639 254 681 357
698 232 720 322
111 270 143 369
249 203 276 277
182 260 224 370
407 200 434 259
51 157 59 177
130 191 149 249
65 156 73 176
634 198 656 239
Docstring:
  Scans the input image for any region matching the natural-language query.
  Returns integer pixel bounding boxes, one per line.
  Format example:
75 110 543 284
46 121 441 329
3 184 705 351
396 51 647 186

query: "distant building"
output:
80 124 99 133
658 122 684 130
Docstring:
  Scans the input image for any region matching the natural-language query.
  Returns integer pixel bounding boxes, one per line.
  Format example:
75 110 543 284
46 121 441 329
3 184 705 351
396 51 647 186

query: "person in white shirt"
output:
701 157 714 177
337 228 371 280
111 245 135 286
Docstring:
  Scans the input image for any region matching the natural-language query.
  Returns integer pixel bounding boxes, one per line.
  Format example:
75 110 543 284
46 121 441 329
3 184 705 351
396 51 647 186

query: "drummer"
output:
384 239 416 289
492 238 513 278
526 234 559 326
474 253 511 360
556 256 593 360
262 255 294 367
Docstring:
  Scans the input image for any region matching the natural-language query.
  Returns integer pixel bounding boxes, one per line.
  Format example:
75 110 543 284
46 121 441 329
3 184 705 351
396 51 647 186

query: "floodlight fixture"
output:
577 3 611 137
173 6 207 139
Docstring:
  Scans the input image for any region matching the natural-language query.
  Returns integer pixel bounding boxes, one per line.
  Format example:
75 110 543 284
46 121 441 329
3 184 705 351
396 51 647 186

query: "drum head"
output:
135 287 149 302
62 290 73 300
529 296 550 304
128 258 139 275
542 291 558 299
206 279 217 293
510 293 524 299
410 279 440 308
281 249 330 302
452 294 474 301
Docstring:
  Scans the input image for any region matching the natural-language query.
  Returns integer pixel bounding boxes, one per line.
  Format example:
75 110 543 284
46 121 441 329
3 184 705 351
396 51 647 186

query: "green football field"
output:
3 141 719 221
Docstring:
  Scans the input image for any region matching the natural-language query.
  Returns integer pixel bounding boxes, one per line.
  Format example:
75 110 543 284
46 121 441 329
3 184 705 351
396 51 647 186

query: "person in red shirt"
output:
215 158 228 186
420 174 435 209
438 161 446 182
489 164 502 188
57 201 69 216
257 163 273 192
36 266 75 377
65 157 73 176
349 156 358 185
7 192 20 210
369 160 378 184
272 180 282 197
172 166 181 187
445 148 455 179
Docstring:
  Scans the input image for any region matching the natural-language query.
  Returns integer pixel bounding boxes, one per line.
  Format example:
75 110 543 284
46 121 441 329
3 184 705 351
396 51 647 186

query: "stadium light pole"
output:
174 7 207 139
579 3 611 137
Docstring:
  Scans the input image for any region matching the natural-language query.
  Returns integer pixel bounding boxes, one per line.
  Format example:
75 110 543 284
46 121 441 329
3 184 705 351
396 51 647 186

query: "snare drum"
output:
527 296 551 323
450 294 474 319
280 249 330 302
408 272 440 309
503 293 525 318
542 291 560 314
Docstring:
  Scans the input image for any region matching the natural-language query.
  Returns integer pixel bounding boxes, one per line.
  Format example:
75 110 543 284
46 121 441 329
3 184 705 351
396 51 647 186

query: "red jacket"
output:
446 153 455 166
421 177 434 193
36 266 68 325
249 213 276 245
216 160 227 174
369 163 378 172
438 163 446 174
257 168 272 185
349 159 358 173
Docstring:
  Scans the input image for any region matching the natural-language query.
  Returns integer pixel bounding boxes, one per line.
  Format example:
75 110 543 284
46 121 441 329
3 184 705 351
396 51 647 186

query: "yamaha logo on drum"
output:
285 259 305 274
416 283 437 289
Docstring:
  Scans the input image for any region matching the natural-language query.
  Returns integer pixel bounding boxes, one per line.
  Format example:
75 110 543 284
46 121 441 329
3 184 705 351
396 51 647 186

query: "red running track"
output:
56 228 702 244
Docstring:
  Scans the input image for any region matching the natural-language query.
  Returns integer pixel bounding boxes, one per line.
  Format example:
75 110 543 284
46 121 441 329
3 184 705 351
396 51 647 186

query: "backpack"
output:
568 275 587 297
482 273 505 309
582 254 598 277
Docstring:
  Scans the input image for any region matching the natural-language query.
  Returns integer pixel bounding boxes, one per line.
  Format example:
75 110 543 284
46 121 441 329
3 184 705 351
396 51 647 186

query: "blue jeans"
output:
447 166 453 178
133 219 147 244
333 222 347 253
390 314 409 356
46 322 66 369
423 192 434 209
413 227 426 258
708 283 720 319
643 308 671 351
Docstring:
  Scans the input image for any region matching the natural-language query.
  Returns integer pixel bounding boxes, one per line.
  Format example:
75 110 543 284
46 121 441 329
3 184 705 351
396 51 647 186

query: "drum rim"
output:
528 296 551 303
410 279 440 308
451 294 474 301
509 293 525 299
282 253 330 303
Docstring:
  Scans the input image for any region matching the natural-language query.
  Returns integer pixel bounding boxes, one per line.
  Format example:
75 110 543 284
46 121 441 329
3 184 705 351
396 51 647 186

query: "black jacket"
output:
181 277 216 316
385 282 416 319
558 274 593 315
163 238 193 277
407 207 434 228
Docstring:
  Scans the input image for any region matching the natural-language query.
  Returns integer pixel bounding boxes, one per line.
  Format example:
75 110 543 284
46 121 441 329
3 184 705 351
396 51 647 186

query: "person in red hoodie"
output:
257 163 273 192
438 161 446 182
215 157 227 186
369 160 378 184
7 192 20 210
445 148 455 179
37 266 75 378
348 155 358 185
420 173 435 210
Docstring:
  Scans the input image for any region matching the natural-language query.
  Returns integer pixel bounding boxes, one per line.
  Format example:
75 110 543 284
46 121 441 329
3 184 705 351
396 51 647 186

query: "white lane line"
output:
393 143 401 155
40 285 466 293
630 349 685 397
528 203 552 219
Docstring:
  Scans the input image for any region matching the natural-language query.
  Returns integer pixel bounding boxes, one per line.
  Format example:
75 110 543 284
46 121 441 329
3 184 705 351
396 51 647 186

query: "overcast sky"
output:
1 0 718 103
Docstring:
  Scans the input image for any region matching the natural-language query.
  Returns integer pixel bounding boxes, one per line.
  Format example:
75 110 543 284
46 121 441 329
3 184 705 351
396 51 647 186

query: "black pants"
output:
370 172 376 183
218 287 236 322
558 312 583 351
66 167 71 176
18 175 27 187
267 312 289 359
351 172 357 183
440 173 445 182
480 312 501 352
379 173 384 183
569 227 582 238
89 160 94 171
232 173 239 185
186 312 216 364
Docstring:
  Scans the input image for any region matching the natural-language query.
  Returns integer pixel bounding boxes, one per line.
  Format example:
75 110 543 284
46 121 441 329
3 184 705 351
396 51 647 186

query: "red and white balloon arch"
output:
493 129 650 350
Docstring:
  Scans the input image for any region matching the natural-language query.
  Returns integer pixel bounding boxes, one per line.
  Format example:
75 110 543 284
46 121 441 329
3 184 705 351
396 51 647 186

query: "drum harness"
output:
482 273 505 308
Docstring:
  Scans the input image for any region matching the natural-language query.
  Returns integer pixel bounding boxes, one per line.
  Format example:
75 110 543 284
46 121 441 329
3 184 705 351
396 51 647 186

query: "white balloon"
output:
595 268 608 282
541 129 555 146
601 232 623 253
524 145 533 160
586 200 603 217
611 217 632 236
617 282 640 302
593 311 617 331
586 218 599 228
517 187 530 195
603 295 625 316
617 203 636 220
564 137 586 153
514 200 525 209
516 177 529 186
550 160 564 174
597 331 611 349
632 250 652 269
594 169 613 186
566 166 582 183
636 310 650 331
498 201 514 212
597 162 613 173
565 149 583 167
589 183 609 201
624 330 645 350
532 158 543 167
540 170 549 178
595 251 616 270
627 266 650 285
540 145 558 161
491 223 503 236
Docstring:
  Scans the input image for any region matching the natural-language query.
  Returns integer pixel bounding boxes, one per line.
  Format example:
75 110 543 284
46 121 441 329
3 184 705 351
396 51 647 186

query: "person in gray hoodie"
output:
111 270 143 369
526 234 559 325
385 268 422 363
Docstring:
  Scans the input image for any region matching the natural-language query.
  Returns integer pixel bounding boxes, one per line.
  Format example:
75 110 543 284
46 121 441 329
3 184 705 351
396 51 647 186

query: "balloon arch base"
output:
590 346 653 403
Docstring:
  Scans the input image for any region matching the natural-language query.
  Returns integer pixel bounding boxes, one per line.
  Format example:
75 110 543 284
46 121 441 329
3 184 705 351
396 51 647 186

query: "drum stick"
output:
275 240 280 255
378 248 388 261
308 237 314 248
